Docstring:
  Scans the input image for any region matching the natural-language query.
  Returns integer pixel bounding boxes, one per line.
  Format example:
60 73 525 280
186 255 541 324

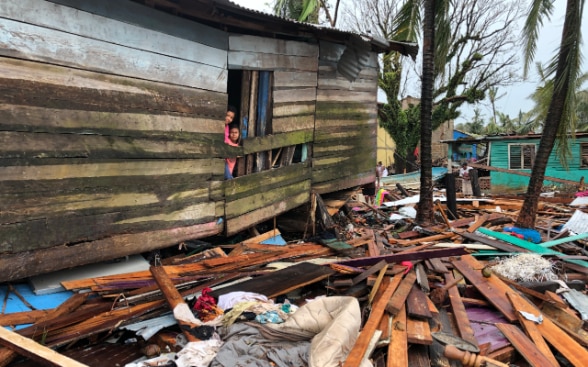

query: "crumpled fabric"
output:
221 300 258 326
125 335 223 367
255 310 283 324
217 291 269 310
212 296 369 367
260 296 369 367
221 299 294 326
210 323 309 367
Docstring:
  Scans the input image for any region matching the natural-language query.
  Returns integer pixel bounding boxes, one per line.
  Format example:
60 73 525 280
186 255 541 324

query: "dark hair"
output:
227 105 237 114
228 122 239 131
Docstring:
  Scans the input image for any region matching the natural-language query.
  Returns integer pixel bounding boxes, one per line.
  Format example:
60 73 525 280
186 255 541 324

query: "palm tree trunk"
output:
416 0 435 225
516 0 577 228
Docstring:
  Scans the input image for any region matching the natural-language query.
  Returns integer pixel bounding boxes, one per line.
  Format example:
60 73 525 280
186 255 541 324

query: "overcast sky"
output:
231 0 587 124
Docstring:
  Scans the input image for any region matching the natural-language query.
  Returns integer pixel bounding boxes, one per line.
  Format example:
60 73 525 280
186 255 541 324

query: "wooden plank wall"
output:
313 40 379 194
0 0 229 280
225 35 318 235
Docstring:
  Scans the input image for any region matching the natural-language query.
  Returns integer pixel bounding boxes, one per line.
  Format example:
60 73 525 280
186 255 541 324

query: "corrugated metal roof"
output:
208 0 418 58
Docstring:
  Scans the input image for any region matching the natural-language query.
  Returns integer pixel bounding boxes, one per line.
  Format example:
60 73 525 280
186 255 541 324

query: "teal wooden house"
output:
486 133 587 193
444 133 587 194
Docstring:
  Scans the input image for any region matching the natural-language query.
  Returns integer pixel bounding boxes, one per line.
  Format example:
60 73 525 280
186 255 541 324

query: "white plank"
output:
229 34 318 57
0 18 227 92
0 0 227 67
229 51 318 71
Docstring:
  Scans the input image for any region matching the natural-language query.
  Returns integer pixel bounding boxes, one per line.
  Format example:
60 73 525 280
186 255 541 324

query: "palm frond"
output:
553 0 584 167
392 0 421 42
522 0 554 77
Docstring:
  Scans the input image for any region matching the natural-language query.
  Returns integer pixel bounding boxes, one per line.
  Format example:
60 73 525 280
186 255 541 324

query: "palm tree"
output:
516 0 584 228
416 0 436 225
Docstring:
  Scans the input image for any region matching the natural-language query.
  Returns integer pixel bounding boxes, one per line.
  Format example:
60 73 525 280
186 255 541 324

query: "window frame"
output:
508 143 536 170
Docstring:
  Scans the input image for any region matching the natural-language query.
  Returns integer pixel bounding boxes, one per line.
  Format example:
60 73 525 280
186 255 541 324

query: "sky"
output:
231 0 588 124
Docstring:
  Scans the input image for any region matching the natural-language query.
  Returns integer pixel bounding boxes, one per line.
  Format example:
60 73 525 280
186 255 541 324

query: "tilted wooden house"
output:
0 0 416 282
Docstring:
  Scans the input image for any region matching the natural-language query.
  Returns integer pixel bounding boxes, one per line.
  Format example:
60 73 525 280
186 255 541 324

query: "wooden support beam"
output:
150 266 202 342
469 162 583 186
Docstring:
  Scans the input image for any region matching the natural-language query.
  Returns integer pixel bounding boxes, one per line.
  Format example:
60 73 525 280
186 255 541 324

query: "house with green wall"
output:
443 132 587 194
486 133 587 193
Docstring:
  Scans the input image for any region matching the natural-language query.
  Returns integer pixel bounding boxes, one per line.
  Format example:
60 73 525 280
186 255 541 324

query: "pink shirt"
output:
225 125 239 173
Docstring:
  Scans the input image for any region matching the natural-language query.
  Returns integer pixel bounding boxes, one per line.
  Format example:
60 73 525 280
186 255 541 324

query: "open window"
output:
227 69 308 178
508 143 535 169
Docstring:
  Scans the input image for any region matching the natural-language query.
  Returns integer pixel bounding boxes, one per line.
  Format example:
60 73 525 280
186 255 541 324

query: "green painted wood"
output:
489 136 588 193
477 228 588 268
539 232 588 248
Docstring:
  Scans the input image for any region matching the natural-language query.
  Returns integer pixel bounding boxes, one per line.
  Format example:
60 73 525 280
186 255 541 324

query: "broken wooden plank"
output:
387 304 408 367
336 247 467 268
0 326 89 367
0 292 89 367
457 231 528 253
506 291 588 367
466 213 489 233
343 273 403 367
210 261 335 299
541 302 588 347
406 285 432 320
150 266 203 342
444 272 478 348
477 227 588 268
451 255 517 322
386 271 417 315
495 323 557 367
406 316 433 345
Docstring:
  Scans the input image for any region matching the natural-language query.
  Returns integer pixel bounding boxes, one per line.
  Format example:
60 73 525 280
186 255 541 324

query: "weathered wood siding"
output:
0 0 229 279
225 35 317 234
489 137 588 193
313 41 379 194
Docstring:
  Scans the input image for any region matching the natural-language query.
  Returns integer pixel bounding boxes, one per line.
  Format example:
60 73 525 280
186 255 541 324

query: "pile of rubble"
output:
1 187 588 367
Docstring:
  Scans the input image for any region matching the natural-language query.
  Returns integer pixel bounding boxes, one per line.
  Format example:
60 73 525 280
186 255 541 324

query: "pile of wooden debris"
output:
1 188 588 367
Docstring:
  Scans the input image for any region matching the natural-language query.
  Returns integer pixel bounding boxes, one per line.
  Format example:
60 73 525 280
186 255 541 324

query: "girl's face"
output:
229 127 240 143
225 111 235 124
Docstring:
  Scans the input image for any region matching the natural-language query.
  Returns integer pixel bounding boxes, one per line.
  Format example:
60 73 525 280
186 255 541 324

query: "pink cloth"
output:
225 124 239 173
